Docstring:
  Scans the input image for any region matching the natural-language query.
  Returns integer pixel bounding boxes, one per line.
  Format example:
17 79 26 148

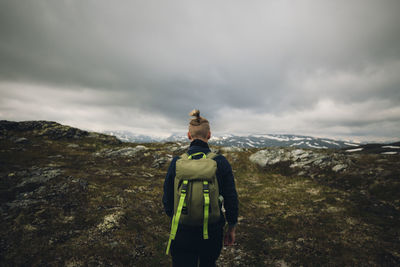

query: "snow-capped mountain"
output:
104 131 361 149
103 130 163 143
209 134 360 149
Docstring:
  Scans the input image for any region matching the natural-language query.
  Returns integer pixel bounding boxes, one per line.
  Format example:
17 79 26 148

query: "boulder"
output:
332 164 347 172
249 149 291 167
250 148 351 176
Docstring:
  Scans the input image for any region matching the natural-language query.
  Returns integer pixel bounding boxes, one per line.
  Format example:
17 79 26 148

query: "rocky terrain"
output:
1 120 399 266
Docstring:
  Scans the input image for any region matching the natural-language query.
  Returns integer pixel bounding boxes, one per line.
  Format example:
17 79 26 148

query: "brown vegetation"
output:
1 121 399 266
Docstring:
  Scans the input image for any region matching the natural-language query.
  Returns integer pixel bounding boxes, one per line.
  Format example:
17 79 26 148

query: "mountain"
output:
209 134 360 149
103 130 162 143
1 120 400 266
105 131 361 149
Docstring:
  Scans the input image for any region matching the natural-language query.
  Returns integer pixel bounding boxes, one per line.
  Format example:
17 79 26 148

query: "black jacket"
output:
162 139 239 227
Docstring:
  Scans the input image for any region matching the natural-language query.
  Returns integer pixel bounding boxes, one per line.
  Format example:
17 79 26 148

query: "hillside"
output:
1 120 400 266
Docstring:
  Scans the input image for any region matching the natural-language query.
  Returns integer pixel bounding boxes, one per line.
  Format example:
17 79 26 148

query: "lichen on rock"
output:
97 210 124 233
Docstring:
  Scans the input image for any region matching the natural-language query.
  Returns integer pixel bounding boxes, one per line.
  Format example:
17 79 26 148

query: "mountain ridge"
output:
1 120 398 153
104 130 363 149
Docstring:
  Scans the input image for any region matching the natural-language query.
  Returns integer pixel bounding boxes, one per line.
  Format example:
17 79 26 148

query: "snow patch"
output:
382 146 400 149
381 152 398 155
291 137 305 141
246 138 255 144
263 135 290 142
346 148 363 152
345 142 359 147
322 140 340 146
290 141 304 147
306 142 325 149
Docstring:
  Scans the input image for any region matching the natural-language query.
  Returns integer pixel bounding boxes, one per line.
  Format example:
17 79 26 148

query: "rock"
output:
97 210 124 233
14 137 29 144
67 144 79 148
332 164 347 172
249 148 354 179
48 154 64 159
143 172 154 178
250 148 349 171
220 146 244 153
96 145 148 158
249 149 290 167
151 156 171 168
23 224 37 231
291 149 307 160
249 150 270 167
16 168 63 187
168 144 189 153
312 156 329 166
169 146 179 152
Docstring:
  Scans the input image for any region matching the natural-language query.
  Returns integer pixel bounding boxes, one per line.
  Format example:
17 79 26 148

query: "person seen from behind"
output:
163 109 239 267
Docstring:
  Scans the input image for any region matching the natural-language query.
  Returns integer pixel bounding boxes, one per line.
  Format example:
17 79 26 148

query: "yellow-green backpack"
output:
166 152 221 255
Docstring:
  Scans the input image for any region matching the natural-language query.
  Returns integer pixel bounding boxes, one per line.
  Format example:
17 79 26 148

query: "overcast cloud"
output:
0 0 399 141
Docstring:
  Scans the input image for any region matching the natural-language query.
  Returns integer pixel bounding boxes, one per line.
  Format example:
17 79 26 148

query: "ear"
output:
207 131 211 140
187 132 192 140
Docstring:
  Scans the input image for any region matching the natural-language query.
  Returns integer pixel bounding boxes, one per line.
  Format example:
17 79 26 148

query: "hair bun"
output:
188 109 210 137
189 109 200 118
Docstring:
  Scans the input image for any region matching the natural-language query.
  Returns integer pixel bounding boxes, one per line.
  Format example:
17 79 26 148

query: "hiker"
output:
163 109 239 267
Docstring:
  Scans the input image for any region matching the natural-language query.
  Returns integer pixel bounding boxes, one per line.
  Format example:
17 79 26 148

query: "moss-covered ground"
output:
1 128 399 266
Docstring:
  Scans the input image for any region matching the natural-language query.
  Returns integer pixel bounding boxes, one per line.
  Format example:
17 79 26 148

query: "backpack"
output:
166 151 221 255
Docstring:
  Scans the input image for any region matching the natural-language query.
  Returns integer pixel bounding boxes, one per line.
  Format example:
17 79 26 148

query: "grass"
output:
1 128 399 266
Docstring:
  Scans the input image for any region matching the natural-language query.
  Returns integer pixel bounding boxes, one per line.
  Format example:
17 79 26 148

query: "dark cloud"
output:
0 0 399 141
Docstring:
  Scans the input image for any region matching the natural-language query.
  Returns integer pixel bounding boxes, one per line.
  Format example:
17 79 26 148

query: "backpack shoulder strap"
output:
179 152 218 160
179 153 190 160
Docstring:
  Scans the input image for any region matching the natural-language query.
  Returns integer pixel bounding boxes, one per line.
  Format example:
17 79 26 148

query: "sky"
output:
0 0 399 142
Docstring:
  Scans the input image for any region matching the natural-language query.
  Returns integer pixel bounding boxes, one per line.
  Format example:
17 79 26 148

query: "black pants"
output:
171 226 223 267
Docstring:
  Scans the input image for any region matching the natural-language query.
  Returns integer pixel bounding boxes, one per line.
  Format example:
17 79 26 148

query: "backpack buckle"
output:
203 182 209 193
181 183 188 193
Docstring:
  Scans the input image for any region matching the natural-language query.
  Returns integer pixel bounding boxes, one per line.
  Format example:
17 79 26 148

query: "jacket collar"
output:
189 139 210 149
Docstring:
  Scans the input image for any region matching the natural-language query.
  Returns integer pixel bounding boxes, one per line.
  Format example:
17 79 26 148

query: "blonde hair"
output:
188 109 210 139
